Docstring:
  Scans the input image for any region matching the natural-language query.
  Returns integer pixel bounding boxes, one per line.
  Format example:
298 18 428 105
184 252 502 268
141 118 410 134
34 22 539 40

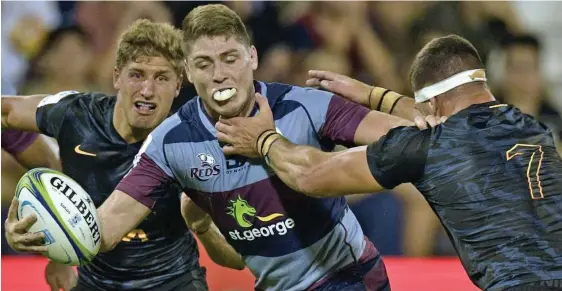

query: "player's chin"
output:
130 113 165 130
215 101 246 118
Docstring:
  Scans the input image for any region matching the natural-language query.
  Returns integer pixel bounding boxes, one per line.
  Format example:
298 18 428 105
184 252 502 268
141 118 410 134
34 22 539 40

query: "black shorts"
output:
504 280 562 291
72 267 208 291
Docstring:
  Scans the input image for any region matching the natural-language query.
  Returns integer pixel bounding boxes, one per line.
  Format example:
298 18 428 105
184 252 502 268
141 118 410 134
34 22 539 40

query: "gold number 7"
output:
506 144 545 199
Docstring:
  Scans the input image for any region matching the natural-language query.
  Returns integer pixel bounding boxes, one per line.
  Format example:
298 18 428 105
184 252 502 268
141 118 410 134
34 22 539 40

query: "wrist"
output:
256 129 281 158
193 225 210 236
368 87 406 114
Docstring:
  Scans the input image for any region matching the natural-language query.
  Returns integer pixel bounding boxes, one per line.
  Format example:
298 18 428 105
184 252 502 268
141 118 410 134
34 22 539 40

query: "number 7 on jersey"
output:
506 144 545 199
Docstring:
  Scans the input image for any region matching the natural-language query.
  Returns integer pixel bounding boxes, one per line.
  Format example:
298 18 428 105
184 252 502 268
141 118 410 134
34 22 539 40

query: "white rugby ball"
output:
15 168 101 266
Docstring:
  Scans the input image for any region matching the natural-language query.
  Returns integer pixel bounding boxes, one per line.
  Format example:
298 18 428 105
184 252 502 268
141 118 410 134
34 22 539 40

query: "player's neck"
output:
443 89 496 116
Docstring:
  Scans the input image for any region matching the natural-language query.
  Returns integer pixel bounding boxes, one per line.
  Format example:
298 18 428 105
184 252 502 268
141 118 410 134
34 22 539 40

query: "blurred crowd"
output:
2 1 562 257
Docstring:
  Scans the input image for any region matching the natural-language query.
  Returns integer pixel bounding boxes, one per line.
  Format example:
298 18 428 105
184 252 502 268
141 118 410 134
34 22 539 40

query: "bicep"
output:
353 110 413 145
299 146 384 197
97 190 151 252
365 127 430 189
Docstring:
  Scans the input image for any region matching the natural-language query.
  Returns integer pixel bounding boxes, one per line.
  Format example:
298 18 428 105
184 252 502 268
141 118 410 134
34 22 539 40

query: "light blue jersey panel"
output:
145 81 367 291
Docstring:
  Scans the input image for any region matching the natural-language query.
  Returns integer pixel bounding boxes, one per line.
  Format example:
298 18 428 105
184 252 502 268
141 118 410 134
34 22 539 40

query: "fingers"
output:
305 78 320 87
48 282 59 291
424 115 439 128
17 214 39 232
305 78 332 91
60 276 76 291
414 116 428 130
413 115 444 130
216 131 233 145
7 198 19 222
215 121 231 134
255 93 270 112
19 244 48 253
16 231 45 246
218 115 232 125
308 70 337 81
222 145 238 156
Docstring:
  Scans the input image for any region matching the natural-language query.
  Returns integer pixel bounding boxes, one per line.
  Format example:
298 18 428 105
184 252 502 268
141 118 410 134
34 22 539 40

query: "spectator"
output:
492 34 562 151
1 1 61 88
20 26 94 95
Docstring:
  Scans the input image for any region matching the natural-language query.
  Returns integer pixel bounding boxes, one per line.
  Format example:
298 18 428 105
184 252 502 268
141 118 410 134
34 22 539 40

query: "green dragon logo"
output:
226 195 283 228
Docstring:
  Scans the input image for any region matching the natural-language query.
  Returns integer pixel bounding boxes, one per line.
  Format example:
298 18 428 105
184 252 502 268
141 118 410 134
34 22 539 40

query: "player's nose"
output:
212 64 228 83
140 79 155 98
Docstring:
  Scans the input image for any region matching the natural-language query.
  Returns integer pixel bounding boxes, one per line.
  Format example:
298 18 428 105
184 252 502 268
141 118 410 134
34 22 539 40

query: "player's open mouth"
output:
134 101 157 115
213 88 237 102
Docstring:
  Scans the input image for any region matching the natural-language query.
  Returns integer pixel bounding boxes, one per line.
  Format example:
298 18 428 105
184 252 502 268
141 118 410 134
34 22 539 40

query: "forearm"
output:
196 224 245 270
367 87 417 121
1 95 46 131
265 136 332 194
353 110 413 146
97 191 150 252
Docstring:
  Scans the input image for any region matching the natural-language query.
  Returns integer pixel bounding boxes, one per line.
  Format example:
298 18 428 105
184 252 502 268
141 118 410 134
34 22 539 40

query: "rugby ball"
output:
15 168 101 266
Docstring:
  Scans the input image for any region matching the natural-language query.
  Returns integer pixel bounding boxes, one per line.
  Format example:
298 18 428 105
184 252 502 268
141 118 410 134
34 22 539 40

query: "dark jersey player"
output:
216 35 562 291
2 20 243 291
1 79 61 204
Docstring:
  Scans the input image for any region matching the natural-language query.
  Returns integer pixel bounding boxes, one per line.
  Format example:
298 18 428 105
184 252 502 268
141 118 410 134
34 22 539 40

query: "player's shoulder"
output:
38 91 113 111
383 126 431 144
148 113 184 144
444 101 552 139
150 103 215 149
276 82 333 104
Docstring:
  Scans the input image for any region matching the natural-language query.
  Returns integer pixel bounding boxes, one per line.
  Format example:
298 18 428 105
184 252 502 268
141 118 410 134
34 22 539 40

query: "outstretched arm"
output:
2 94 48 131
97 190 151 252
2 91 80 139
306 70 417 121
264 139 383 196
261 125 430 197
181 194 245 270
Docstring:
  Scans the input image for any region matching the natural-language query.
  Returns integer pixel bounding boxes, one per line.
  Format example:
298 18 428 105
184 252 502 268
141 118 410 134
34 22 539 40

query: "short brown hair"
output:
115 19 184 75
182 4 251 53
409 35 484 92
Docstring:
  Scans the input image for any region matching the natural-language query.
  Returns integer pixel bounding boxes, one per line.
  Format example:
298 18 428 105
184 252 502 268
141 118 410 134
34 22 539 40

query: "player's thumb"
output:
46 278 59 291
222 145 237 156
255 93 272 117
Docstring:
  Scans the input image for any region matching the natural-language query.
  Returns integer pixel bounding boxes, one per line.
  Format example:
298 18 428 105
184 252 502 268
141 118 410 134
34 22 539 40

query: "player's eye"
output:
156 75 168 82
129 72 142 79
225 57 237 64
196 62 210 70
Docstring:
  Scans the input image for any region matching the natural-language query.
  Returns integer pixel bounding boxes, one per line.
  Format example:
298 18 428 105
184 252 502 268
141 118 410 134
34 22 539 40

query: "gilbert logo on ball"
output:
16 168 101 266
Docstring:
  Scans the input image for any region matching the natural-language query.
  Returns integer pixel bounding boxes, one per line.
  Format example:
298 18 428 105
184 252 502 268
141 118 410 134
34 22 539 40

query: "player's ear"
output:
250 45 258 71
113 67 121 91
175 77 182 98
184 60 193 84
429 98 439 118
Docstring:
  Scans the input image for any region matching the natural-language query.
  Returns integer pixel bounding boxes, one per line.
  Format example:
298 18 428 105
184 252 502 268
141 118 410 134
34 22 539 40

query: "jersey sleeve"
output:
115 120 176 209
35 90 81 138
366 126 431 189
1 129 38 155
288 88 370 146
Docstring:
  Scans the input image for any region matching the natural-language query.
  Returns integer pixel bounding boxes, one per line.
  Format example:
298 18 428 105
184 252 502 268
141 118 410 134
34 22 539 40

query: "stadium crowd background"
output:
1 1 562 289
